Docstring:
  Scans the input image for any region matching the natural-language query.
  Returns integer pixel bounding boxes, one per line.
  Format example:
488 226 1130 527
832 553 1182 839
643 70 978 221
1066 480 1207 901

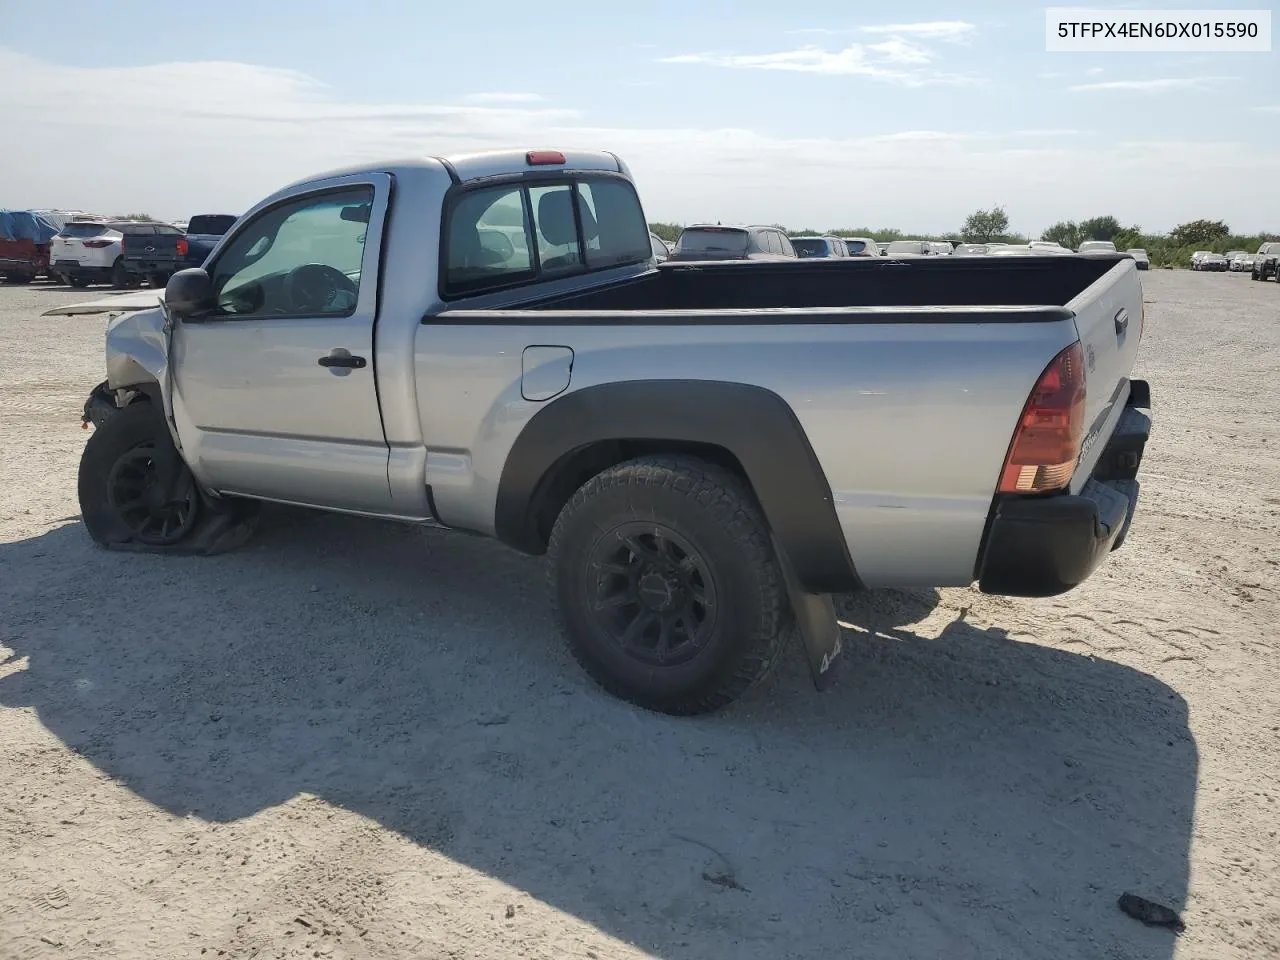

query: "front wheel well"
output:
527 439 756 550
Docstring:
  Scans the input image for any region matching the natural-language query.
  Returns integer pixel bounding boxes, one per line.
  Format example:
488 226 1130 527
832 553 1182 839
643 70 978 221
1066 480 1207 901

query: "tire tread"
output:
546 455 789 715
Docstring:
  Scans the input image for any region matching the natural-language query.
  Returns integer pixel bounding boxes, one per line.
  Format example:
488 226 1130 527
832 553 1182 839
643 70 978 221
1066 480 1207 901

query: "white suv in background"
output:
50 218 149 288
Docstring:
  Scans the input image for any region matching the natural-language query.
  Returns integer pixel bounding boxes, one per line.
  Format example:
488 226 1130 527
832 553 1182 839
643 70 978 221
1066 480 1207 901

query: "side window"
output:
575 180 650 269
747 231 766 254
763 232 779 255
650 234 669 258
445 184 535 295
776 232 795 257
444 184 534 296
209 185 373 318
530 184 582 275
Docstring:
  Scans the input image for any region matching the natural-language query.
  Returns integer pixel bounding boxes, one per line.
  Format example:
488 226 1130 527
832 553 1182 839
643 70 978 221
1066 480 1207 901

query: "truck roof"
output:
279 149 628 192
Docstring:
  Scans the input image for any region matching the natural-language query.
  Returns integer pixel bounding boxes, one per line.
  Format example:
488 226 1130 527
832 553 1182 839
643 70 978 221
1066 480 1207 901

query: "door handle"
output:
318 353 366 369
1114 308 1129 335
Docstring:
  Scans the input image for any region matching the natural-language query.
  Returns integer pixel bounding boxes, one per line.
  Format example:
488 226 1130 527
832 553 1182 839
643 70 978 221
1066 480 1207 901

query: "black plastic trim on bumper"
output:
82 381 119 428
978 380 1152 598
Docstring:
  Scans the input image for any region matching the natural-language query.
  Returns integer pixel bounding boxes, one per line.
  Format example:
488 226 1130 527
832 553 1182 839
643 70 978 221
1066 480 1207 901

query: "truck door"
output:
169 174 396 515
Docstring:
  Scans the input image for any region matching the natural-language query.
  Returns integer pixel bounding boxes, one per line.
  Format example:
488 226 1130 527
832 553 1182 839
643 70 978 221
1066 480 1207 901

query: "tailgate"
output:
122 233 179 264
1066 258 1145 493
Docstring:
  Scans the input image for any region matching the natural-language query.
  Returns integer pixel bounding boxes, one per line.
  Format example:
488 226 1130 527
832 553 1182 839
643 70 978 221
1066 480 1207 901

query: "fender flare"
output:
493 379 860 595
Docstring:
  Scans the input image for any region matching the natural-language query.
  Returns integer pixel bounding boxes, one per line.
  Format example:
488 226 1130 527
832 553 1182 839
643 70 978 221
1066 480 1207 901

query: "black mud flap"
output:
772 534 844 691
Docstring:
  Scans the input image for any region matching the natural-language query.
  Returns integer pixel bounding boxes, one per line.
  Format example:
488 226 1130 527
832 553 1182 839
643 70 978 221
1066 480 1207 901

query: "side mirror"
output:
165 267 215 320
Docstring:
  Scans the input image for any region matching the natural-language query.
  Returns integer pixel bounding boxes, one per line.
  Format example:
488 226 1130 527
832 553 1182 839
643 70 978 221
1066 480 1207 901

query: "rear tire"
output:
111 258 137 290
69 275 89 288
547 455 789 715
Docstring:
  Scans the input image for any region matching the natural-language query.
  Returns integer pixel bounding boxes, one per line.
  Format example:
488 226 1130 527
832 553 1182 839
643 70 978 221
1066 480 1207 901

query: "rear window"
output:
886 240 927 255
442 174 650 298
187 215 237 236
60 222 108 238
675 228 748 254
791 238 832 258
845 239 869 254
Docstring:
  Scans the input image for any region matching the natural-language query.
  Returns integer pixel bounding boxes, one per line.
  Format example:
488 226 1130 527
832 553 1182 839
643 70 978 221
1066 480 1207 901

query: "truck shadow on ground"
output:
0 507 1194 960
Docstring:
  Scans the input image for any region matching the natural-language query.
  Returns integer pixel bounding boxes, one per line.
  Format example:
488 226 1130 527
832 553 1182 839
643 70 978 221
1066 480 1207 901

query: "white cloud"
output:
1068 76 1236 92
658 43 976 86
1252 105 1280 113
463 92 545 104
860 21 977 42
865 39 933 65
1085 67 1105 76
0 51 1271 234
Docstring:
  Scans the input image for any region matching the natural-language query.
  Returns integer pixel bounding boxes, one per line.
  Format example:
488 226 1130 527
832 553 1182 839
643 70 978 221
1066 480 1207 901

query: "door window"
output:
209 186 374 318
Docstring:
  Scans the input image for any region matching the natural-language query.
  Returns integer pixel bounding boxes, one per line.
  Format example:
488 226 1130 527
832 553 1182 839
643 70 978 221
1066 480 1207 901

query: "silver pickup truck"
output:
60 148 1153 715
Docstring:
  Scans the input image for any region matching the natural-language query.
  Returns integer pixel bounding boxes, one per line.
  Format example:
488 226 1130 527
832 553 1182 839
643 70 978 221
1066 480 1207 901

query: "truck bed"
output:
511 253 1124 314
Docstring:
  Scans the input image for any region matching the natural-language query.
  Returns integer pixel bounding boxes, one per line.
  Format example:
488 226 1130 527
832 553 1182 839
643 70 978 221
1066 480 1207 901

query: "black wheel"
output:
547 455 788 715
78 402 200 547
69 275 89 288
111 258 137 289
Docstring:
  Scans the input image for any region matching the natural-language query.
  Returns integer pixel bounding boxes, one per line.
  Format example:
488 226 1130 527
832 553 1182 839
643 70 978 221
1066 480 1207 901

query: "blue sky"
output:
2 0 1275 233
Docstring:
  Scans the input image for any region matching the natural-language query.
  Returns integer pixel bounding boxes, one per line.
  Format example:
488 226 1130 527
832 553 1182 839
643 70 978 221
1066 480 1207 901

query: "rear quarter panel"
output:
1065 259 1145 492
413 316 1082 587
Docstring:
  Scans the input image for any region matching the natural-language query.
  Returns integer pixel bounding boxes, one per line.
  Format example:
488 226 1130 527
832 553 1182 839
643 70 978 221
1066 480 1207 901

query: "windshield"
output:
791 238 832 257
675 228 749 254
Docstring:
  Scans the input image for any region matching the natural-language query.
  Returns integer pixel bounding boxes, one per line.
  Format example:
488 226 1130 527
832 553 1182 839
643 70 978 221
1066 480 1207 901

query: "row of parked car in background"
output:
7 207 1274 285
657 225 1156 268
0 208 237 288
1192 243 1280 278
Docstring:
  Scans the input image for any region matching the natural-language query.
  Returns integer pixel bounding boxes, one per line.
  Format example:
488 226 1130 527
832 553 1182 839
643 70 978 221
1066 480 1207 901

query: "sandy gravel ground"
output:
1 271 1277 960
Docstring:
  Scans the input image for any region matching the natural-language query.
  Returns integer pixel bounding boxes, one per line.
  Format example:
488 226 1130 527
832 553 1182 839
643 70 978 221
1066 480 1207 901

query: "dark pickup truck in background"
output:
121 214 238 286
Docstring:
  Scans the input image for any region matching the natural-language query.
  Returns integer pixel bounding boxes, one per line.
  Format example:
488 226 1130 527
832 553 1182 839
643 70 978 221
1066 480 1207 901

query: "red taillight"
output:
526 150 566 166
998 341 1087 494
83 239 112 248
176 238 189 257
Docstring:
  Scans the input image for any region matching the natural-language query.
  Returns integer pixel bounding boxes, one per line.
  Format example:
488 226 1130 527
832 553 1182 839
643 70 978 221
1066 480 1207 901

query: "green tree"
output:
961 206 1009 242
1170 219 1230 246
647 222 683 243
1041 220 1081 248
1078 215 1123 241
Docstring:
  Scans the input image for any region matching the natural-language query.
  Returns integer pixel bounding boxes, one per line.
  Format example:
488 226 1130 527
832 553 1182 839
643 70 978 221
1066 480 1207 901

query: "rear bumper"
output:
977 381 1152 598
123 257 180 276
54 259 113 278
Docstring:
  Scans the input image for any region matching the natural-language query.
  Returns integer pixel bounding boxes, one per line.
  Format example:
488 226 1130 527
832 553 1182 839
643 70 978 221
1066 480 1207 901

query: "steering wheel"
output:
285 263 358 313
